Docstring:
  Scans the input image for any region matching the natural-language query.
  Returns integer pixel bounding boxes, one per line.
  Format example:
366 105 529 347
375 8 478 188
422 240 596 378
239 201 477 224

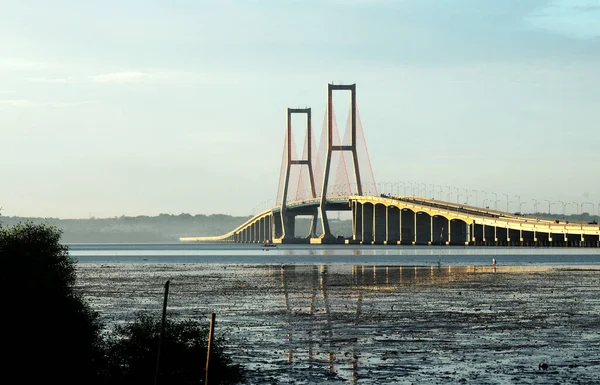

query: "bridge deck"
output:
180 195 600 244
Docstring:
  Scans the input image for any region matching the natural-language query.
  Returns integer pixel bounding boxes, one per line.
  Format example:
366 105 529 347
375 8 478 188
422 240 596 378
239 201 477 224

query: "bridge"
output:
181 83 600 247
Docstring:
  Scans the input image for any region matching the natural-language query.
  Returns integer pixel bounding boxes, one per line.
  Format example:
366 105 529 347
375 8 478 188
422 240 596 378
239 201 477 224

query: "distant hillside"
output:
2 211 594 244
0 214 250 243
0 214 353 243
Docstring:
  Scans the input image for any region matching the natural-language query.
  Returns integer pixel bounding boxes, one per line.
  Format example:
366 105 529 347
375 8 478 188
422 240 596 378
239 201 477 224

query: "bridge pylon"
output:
278 108 318 241
317 83 362 242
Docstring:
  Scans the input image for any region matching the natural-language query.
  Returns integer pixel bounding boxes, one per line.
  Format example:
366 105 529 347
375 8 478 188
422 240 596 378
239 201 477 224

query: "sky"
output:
0 0 599 218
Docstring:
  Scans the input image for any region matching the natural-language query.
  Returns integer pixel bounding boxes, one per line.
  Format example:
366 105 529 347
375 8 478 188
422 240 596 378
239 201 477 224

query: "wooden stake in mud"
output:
154 280 170 385
205 312 216 385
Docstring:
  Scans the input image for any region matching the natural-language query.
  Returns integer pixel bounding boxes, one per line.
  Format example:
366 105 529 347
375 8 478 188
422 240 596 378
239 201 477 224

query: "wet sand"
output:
76 264 600 384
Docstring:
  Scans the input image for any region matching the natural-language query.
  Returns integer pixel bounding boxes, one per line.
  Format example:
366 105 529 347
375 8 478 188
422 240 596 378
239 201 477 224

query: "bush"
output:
0 222 104 385
0 220 243 385
102 312 243 385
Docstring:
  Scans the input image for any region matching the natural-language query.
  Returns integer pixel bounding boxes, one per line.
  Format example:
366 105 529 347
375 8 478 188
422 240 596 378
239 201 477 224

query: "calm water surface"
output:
74 243 600 384
67 242 600 266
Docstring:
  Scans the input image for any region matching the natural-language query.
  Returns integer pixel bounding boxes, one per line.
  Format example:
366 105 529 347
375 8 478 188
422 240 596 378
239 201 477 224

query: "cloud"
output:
91 71 146 83
24 77 76 83
527 0 600 39
0 57 48 70
0 99 92 108
0 99 38 107
90 70 239 84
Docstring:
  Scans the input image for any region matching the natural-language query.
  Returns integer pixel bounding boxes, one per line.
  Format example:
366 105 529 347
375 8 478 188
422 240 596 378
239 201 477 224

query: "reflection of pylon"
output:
280 108 317 239
319 84 362 239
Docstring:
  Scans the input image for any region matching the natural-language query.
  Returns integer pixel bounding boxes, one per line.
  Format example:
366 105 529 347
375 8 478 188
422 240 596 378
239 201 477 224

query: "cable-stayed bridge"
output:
181 84 600 247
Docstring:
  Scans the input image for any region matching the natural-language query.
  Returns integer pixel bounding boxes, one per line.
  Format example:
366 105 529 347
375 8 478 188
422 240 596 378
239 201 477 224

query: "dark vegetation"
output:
0 213 354 242
523 212 599 224
0 213 252 243
0 219 243 384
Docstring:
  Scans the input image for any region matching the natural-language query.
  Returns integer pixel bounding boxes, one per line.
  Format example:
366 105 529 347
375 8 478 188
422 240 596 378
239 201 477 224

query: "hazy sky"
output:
1 0 599 218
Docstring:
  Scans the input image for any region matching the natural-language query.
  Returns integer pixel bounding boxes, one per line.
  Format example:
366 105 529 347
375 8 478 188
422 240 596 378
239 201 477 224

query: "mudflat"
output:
76 264 600 384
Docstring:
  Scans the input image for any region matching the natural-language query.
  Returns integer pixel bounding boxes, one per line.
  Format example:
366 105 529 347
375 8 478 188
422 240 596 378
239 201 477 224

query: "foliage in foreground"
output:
0 221 104 385
103 312 243 385
0 220 243 385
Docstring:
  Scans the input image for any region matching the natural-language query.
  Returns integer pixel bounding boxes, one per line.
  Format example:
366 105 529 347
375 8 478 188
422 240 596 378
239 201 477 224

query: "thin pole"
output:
154 280 170 385
205 312 216 385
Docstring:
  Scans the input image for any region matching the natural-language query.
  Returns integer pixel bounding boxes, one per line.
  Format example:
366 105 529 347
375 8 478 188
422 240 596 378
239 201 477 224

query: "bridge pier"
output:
362 203 374 244
385 206 400 245
373 204 386 244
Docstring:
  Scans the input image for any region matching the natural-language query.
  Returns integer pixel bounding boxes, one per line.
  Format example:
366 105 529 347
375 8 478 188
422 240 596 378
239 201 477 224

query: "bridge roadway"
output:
180 195 600 247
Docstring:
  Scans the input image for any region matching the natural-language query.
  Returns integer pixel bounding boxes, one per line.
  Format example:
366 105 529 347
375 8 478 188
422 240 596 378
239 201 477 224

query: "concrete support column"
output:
520 229 523 244
482 223 486 244
354 202 363 241
386 206 400 244
385 206 389 244
362 203 374 244
429 216 433 246
374 204 386 244
467 223 472 245
287 215 296 240
399 208 403 244
309 213 318 238
413 212 417 245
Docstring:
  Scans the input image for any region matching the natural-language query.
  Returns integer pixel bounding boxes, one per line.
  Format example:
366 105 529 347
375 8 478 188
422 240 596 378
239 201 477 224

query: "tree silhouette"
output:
0 222 104 384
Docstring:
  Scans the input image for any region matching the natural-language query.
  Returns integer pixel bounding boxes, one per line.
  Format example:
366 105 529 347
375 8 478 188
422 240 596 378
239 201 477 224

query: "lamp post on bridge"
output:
532 199 538 214
402 182 409 196
383 182 393 195
514 195 521 213
519 201 527 214
571 201 581 216
558 201 566 216
472 189 478 207
492 192 498 210
545 200 554 215
429 184 435 199
506 200 513 213
483 199 489 209
445 185 452 202
582 202 594 216
480 190 487 208
503 194 509 212
454 187 460 204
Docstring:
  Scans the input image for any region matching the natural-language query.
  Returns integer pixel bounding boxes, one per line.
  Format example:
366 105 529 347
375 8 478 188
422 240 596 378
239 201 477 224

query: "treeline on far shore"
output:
0 213 353 243
0 213 250 243
1 211 595 244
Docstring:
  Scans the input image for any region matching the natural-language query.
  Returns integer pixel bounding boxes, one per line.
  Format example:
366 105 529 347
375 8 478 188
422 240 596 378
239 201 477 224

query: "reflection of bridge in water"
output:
181 83 600 247
274 264 490 383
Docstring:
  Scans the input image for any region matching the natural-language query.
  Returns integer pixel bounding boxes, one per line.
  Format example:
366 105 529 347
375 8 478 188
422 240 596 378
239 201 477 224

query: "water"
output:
68 242 600 266
73 243 600 384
